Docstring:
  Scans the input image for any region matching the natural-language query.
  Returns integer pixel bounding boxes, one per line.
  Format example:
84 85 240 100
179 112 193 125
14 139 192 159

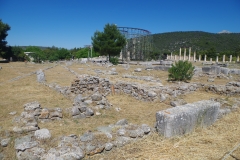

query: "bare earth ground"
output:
0 62 239 159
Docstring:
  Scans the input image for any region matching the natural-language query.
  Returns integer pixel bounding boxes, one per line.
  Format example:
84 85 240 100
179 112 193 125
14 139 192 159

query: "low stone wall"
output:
155 100 220 137
202 66 240 75
14 119 152 159
204 82 240 96
69 75 111 95
50 73 240 103
153 65 172 71
12 101 63 134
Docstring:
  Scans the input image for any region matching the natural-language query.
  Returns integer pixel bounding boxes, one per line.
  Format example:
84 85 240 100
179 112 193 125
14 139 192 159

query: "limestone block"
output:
15 141 38 151
129 128 144 138
59 150 85 160
141 124 151 134
134 68 142 72
117 128 126 136
229 69 240 75
85 108 94 117
36 69 45 83
105 143 113 151
24 101 41 111
1 138 10 147
80 132 94 142
170 99 187 107
72 106 80 116
210 65 221 74
114 136 131 147
74 94 83 104
34 128 51 140
72 113 86 119
148 91 157 97
91 93 102 101
202 66 211 73
194 67 202 74
220 67 229 75
156 100 220 137
115 119 128 125
49 111 62 118
207 78 215 82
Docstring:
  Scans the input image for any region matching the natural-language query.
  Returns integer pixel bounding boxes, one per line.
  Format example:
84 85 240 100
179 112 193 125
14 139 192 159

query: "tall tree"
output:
11 46 29 61
0 19 11 58
91 23 126 59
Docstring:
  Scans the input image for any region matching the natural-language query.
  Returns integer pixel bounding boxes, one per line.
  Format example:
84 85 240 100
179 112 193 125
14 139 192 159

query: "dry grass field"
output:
0 61 239 160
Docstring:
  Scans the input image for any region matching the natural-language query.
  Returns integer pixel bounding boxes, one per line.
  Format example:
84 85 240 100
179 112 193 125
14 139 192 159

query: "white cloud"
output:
218 30 231 34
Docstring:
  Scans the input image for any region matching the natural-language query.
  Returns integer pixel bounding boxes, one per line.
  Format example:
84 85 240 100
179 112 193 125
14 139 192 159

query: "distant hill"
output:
152 31 240 53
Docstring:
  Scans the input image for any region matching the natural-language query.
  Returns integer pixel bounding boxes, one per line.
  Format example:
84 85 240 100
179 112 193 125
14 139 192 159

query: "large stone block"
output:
220 67 229 75
153 66 171 71
210 65 221 74
36 69 45 83
156 100 220 137
202 66 211 73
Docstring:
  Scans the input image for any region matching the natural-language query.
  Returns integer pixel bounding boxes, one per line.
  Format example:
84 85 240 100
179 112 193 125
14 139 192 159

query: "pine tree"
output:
168 60 195 82
91 23 126 60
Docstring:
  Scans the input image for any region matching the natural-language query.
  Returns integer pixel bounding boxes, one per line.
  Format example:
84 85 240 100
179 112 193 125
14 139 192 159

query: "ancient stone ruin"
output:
1 59 240 159
12 101 152 160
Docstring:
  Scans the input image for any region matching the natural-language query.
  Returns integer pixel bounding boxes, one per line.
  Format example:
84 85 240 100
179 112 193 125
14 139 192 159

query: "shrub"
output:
168 60 195 82
110 57 119 65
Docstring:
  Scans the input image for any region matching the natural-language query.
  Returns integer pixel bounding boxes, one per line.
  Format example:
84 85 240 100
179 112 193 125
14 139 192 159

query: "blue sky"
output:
1 0 240 49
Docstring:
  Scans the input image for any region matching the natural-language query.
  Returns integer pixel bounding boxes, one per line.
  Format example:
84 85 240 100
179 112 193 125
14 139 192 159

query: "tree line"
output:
0 20 125 63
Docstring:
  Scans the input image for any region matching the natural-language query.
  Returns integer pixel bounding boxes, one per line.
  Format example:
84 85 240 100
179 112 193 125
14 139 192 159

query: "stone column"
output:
179 48 182 60
171 52 173 60
223 55 225 62
189 47 191 61
204 55 207 62
237 56 239 62
230 55 232 62
216 56 218 63
210 58 212 62
199 55 201 61
184 48 186 61
174 55 177 61
127 51 130 62
193 51 196 61
119 50 122 59
183 50 186 60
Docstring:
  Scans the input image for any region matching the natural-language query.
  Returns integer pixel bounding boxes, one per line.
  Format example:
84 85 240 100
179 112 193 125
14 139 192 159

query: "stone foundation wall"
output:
67 75 201 101
69 75 111 95
202 66 240 75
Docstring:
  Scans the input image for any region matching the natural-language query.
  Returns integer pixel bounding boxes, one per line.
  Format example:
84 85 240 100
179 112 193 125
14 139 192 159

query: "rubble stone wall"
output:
51 74 240 102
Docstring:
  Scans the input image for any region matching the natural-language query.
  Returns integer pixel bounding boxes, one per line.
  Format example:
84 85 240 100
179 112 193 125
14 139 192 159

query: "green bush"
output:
168 60 195 82
110 57 119 65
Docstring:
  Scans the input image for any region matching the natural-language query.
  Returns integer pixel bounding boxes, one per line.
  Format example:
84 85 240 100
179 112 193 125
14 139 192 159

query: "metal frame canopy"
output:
118 27 153 61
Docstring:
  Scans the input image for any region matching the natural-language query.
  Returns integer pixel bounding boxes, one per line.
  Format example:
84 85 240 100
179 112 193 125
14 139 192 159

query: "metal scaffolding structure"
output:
118 27 153 61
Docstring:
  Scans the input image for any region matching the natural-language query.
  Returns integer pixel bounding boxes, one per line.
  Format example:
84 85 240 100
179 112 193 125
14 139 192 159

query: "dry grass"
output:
44 65 76 86
0 62 239 159
91 108 240 160
0 62 54 84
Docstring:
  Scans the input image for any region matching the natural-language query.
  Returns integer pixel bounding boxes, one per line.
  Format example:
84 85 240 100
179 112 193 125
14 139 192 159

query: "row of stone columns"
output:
167 47 239 62
169 54 239 63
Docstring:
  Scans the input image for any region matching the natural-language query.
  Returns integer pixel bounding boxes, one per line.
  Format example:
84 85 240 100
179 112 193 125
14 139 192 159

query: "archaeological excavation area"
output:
0 60 240 159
